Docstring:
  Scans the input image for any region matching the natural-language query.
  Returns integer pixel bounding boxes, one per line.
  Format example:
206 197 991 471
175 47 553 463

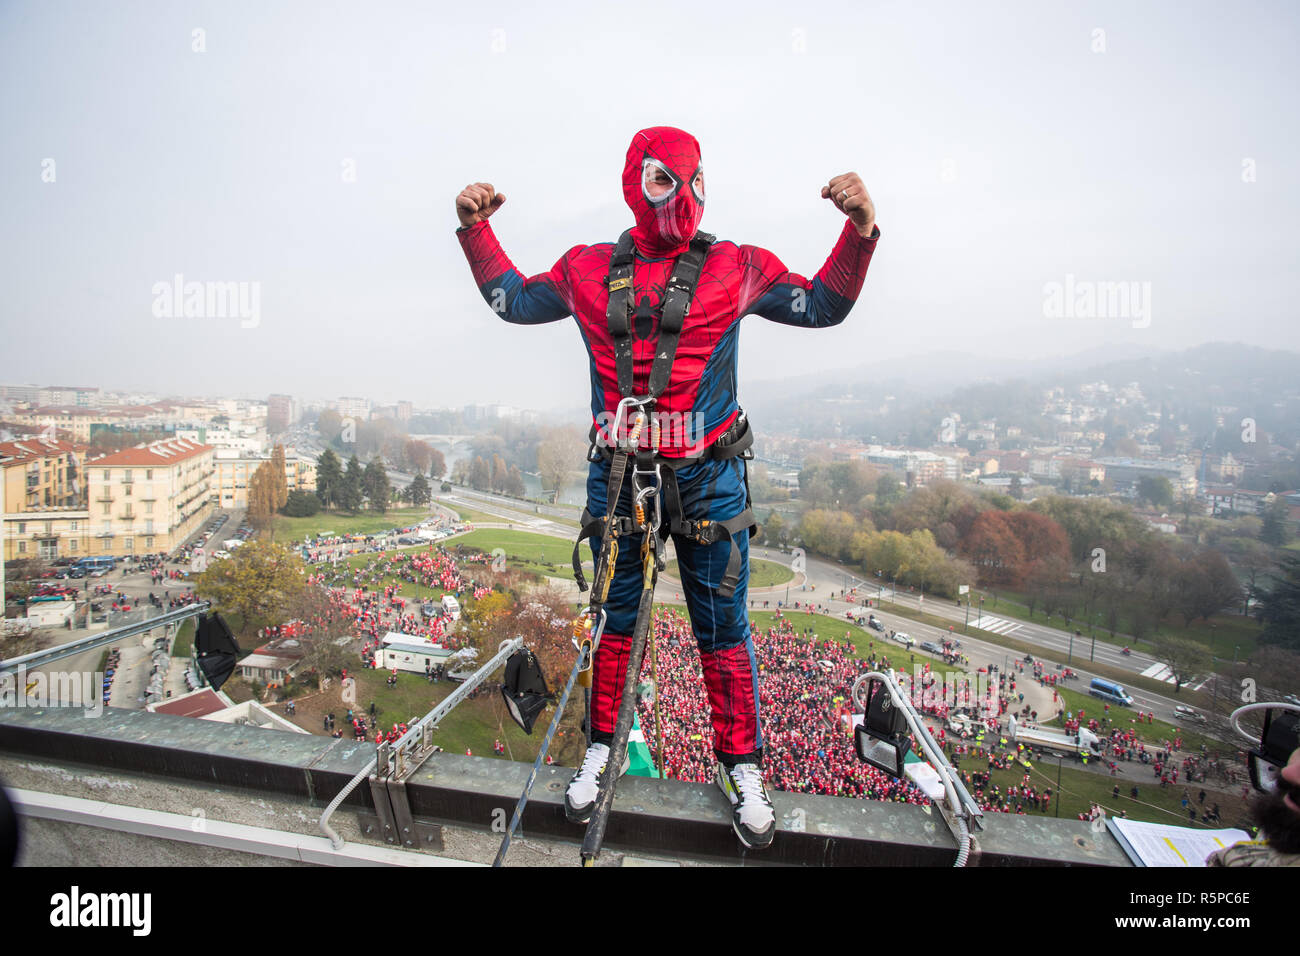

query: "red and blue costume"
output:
457 127 879 765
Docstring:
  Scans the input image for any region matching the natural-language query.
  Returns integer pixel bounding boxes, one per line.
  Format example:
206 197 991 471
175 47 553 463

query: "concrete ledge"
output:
11 787 478 867
0 705 1131 866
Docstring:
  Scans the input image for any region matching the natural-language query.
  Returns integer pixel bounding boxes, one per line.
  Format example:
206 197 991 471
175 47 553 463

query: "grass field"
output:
272 506 435 543
958 752 1250 829
172 618 194 658
268 664 587 767
1044 683 1220 753
434 498 521 526
450 528 573 577
852 597 1231 714
964 589 1263 661
664 557 793 590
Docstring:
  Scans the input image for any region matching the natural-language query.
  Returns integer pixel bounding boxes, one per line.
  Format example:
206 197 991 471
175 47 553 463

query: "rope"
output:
492 643 589 867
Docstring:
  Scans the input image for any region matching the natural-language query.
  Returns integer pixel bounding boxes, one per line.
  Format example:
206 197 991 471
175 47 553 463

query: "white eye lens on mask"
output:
642 158 680 204
691 168 705 203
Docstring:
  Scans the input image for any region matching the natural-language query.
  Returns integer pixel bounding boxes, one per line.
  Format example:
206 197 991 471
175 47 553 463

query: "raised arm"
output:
739 171 879 328
455 181 577 325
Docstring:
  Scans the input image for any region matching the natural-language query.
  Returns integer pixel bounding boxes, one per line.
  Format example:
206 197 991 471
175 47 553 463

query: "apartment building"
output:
213 447 316 509
1 437 90 561
82 437 215 556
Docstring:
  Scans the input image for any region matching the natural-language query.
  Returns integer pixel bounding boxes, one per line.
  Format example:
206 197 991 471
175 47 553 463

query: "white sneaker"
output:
717 761 775 849
565 743 629 824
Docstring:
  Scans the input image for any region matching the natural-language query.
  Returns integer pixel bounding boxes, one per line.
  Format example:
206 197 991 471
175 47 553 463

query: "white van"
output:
441 595 461 621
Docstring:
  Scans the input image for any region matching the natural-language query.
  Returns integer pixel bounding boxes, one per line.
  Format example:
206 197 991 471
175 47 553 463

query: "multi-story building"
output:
213 447 317 509
334 397 371 421
860 447 960 486
82 437 215 556
267 394 294 434
1 437 90 561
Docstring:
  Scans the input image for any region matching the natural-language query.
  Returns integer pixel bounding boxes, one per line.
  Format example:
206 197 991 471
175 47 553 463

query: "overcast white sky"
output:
2 0 1298 411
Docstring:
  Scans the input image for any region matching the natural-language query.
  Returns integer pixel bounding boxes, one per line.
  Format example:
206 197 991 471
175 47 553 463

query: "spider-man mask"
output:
622 126 706 259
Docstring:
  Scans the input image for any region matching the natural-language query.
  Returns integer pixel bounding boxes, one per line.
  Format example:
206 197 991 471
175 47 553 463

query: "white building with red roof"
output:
81 436 216 556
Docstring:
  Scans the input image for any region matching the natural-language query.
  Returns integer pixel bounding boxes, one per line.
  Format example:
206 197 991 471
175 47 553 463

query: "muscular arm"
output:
738 219 880 328
456 219 579 325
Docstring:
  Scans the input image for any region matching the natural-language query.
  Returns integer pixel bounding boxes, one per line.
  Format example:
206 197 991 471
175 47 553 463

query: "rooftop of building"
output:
85 437 212 467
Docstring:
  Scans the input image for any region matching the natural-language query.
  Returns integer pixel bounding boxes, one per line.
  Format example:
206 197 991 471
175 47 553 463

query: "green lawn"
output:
451 529 573 577
1044 684 1220 753
271 664 587 767
434 498 521 526
960 755 1250 830
172 618 194 658
966 589 1262 660
664 557 793 590
272 507 436 543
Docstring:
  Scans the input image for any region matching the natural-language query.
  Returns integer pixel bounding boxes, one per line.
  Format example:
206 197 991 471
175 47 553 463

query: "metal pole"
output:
1055 755 1062 817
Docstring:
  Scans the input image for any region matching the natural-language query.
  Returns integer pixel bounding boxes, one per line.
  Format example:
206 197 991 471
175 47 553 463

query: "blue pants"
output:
584 455 763 762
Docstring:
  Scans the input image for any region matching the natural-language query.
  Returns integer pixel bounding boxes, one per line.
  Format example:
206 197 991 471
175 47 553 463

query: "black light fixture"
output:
501 649 554 734
194 612 241 691
854 677 912 777
1248 708 1299 794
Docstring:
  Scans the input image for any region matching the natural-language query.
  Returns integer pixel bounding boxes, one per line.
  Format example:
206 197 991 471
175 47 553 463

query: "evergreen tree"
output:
407 472 431 506
363 457 392 513
338 455 365 513
1259 554 1300 650
315 449 343 509
1260 496 1290 547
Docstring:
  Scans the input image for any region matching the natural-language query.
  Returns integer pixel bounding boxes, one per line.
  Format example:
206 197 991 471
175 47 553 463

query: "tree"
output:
960 511 1026 589
1173 551 1240 625
537 427 583 504
450 458 471 485
428 448 447 481
1260 496 1291 547
1152 636 1211 695
247 461 279 538
363 457 392 513
194 539 310 639
403 439 435 476
406 472 431 506
1259 554 1300 651
315 449 343 510
1137 476 1174 510
468 455 490 491
491 454 508 494
270 444 289 511
338 455 365 513
1008 475 1023 500
505 465 526 498
317 409 343 445
282 489 321 517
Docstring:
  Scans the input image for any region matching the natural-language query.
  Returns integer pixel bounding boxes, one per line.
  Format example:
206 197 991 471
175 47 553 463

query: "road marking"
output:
1141 662 1210 691
974 615 1021 635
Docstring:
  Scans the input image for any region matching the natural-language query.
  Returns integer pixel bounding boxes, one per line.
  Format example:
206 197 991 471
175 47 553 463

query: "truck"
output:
1011 723 1101 759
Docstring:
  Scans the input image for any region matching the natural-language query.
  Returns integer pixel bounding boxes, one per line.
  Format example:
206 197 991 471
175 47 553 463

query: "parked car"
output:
919 641 941 654
212 550 232 560
892 632 915 648
866 615 885 632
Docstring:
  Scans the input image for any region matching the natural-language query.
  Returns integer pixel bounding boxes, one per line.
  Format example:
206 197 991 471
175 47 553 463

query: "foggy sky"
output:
2 0 1298 413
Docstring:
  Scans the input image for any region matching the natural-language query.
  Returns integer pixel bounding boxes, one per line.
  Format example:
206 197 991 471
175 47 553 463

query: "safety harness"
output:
571 228 758 607
566 227 758 865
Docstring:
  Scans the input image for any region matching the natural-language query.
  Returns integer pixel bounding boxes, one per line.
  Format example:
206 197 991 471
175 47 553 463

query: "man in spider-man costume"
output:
456 126 878 849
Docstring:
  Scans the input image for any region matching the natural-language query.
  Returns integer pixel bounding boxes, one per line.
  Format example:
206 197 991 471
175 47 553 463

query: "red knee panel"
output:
700 643 759 756
590 631 633 736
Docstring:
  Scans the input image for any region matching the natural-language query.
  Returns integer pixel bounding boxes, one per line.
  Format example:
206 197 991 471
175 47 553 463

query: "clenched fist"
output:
821 172 875 238
456 182 506 228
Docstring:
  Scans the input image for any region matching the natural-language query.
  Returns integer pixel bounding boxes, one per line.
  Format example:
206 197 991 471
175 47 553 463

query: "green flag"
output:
627 714 660 778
